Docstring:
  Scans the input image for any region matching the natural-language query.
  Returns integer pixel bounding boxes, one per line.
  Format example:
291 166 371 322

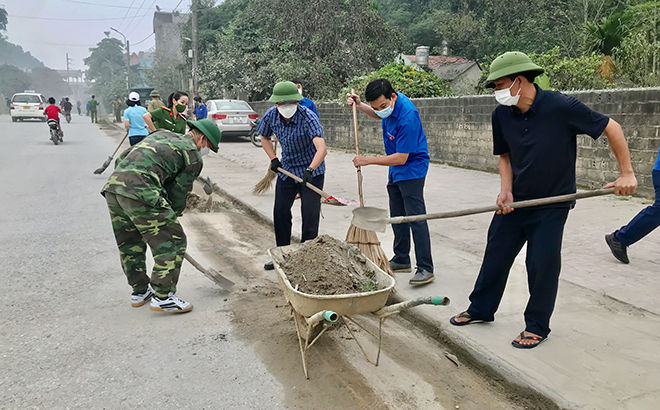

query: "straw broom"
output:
345 90 394 277
252 139 279 194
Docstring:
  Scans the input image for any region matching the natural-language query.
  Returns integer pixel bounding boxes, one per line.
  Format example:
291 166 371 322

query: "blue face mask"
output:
374 100 393 119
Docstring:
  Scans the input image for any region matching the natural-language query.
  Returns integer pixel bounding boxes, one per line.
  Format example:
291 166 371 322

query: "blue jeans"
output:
387 177 433 272
616 169 660 246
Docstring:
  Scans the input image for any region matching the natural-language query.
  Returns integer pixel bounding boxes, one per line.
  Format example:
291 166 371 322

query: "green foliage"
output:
0 38 44 70
340 62 451 101
582 13 630 55
198 0 405 101
0 64 31 97
614 31 660 86
0 6 7 32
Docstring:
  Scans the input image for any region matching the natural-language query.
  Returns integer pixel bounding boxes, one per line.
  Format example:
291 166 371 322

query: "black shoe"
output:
264 261 274 270
605 231 629 264
409 268 435 286
389 260 412 273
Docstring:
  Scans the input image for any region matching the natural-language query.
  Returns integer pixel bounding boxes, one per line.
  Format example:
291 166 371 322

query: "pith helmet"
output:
486 51 545 84
268 81 303 103
187 119 221 153
150 90 160 98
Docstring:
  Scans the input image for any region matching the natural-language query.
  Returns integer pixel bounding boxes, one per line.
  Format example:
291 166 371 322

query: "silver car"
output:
207 99 258 138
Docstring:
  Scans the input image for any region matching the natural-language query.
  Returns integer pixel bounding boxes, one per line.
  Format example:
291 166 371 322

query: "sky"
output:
3 0 194 70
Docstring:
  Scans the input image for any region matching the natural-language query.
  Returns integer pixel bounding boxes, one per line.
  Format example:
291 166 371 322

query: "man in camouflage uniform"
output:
102 119 221 313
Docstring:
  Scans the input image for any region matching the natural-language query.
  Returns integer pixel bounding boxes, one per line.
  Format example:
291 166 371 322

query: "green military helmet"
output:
486 51 545 84
187 119 222 152
268 81 304 103
150 90 160 98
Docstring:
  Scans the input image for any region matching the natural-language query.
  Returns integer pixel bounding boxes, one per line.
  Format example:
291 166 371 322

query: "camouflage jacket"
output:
102 130 203 215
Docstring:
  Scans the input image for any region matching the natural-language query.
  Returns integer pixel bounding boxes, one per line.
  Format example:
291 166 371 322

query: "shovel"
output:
352 188 615 232
277 167 359 206
94 131 129 174
184 253 234 290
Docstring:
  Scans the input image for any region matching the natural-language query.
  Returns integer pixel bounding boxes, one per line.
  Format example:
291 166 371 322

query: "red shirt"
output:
45 105 61 121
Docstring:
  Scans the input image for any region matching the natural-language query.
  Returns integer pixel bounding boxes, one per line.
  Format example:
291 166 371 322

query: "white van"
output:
10 92 47 122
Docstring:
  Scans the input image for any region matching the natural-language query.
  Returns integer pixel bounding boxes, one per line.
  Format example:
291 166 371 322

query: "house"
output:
399 54 482 96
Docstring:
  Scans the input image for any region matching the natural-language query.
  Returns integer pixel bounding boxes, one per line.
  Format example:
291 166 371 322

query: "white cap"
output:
128 91 140 102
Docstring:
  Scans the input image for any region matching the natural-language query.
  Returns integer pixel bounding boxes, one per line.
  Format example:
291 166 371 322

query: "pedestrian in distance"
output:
143 91 189 134
347 79 435 286
291 78 318 118
86 101 90 116
449 51 637 348
101 119 221 313
76 100 81 116
88 95 99 123
260 81 327 271
124 91 149 146
192 96 207 120
147 90 164 112
112 96 122 123
606 142 660 263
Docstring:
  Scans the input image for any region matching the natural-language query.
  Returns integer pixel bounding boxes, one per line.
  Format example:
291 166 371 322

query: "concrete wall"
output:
250 88 660 197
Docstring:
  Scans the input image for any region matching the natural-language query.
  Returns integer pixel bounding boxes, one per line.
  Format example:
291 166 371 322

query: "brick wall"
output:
250 88 660 197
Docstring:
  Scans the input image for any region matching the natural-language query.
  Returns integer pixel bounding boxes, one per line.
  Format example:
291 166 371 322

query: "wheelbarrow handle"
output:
374 296 450 319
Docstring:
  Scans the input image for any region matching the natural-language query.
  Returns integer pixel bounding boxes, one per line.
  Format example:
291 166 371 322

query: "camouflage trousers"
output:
105 192 186 297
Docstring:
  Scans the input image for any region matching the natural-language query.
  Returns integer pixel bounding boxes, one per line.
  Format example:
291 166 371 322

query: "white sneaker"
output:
150 292 193 313
131 286 154 307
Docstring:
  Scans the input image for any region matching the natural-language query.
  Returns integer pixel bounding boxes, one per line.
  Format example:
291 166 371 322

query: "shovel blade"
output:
351 206 389 232
206 267 235 290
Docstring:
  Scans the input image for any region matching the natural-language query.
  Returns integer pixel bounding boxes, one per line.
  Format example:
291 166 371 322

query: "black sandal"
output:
449 311 490 326
511 331 546 349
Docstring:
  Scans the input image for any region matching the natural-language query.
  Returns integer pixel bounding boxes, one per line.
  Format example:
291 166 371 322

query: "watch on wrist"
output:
306 167 315 172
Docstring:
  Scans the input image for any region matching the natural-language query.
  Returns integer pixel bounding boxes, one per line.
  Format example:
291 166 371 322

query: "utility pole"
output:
191 0 198 98
110 27 130 92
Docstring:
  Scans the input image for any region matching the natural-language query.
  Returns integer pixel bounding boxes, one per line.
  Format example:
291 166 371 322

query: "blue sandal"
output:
449 311 491 326
511 331 545 349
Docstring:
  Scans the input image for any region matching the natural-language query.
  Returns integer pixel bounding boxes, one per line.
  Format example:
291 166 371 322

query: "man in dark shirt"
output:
449 52 637 348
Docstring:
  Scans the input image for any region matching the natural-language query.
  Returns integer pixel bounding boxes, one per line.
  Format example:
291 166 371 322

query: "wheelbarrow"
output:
268 244 450 379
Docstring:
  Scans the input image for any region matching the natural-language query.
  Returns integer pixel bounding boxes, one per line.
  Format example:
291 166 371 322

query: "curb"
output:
206 179 565 410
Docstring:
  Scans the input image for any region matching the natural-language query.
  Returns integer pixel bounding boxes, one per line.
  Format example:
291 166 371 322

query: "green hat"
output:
150 90 160 97
268 81 303 103
187 119 221 153
486 51 545 85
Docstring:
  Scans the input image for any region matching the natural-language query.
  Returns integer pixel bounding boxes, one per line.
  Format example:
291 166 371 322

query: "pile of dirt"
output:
279 235 383 295
185 192 229 213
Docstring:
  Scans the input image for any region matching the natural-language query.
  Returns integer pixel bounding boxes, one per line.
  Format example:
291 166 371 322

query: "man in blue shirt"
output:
124 92 149 146
259 81 327 271
450 52 637 348
193 96 208 120
348 79 434 286
291 78 318 118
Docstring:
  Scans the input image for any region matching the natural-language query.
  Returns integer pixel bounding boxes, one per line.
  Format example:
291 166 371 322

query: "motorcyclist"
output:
62 98 73 119
45 97 63 136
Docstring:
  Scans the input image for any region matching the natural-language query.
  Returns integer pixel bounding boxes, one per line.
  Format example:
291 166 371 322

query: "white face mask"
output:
200 146 210 157
494 78 521 106
298 88 303 95
277 104 297 119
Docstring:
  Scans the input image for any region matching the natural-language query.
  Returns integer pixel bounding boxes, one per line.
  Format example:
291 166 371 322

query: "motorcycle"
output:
48 120 63 145
249 118 261 147
65 111 72 123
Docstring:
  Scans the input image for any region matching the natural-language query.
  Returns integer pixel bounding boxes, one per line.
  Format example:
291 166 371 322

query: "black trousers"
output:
274 174 324 247
387 177 433 272
466 207 569 338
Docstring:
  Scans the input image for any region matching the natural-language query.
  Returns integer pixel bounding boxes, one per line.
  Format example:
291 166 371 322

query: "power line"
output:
125 0 159 36
117 0 137 31
59 0 143 8
131 32 154 46
122 0 149 32
8 14 149 22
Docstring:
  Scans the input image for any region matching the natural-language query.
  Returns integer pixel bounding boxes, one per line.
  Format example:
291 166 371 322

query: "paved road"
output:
0 116 285 409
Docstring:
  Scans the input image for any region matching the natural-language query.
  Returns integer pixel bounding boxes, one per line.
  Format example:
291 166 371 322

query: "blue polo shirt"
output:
299 97 318 117
123 106 148 137
257 105 325 181
381 93 430 183
492 85 610 206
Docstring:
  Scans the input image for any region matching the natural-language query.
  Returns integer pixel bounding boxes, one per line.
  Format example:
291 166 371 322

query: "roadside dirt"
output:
182 182 551 410
279 234 381 295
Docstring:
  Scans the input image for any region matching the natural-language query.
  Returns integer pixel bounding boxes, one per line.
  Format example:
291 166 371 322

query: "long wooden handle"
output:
387 188 615 225
277 167 331 199
111 132 129 157
351 88 365 207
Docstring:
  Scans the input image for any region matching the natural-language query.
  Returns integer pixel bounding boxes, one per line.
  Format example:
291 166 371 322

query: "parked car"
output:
207 99 258 138
10 92 47 122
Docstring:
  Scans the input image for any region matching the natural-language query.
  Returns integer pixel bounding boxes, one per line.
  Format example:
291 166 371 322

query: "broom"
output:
252 139 279 194
345 89 394 277
94 131 129 174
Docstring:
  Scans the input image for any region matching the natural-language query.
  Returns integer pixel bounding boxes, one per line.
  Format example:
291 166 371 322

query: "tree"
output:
199 0 405 100
29 67 72 99
582 13 630 55
84 38 126 106
0 64 32 98
0 6 7 32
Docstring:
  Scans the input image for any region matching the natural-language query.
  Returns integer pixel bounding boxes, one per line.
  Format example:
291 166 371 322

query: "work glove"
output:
270 157 282 173
302 167 314 187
